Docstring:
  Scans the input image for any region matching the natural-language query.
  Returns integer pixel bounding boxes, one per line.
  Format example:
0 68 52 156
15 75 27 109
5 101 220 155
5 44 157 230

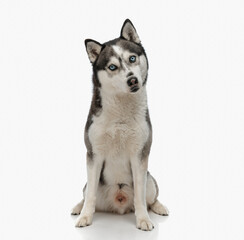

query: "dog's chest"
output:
89 110 149 158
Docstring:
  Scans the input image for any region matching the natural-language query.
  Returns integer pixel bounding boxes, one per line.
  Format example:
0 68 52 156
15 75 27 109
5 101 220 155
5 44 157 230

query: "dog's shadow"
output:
71 211 168 240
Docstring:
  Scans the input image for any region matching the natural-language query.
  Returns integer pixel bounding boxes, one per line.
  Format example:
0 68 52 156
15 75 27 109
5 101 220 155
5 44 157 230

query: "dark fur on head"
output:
85 19 149 87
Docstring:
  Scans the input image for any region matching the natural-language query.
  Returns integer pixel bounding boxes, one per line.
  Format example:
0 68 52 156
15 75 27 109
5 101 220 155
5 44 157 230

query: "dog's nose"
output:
127 77 138 86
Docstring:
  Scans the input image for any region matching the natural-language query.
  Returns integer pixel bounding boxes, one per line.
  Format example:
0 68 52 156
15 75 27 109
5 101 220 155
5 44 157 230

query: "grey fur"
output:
141 109 152 161
84 84 102 160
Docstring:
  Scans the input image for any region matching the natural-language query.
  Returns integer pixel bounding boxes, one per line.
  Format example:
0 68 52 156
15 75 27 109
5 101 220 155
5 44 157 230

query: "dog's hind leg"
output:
150 199 169 216
146 172 169 216
71 183 87 215
71 199 84 215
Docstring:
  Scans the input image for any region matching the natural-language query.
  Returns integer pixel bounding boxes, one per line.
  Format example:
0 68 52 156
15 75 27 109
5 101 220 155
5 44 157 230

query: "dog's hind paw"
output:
71 200 84 215
150 200 169 216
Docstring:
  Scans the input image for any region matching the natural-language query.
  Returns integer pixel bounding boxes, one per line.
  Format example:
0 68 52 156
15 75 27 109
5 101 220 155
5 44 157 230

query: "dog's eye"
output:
108 64 117 71
129 56 136 63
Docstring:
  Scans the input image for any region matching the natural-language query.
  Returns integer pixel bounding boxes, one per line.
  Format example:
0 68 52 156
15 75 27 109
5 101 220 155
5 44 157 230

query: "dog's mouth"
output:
127 77 140 93
130 85 139 93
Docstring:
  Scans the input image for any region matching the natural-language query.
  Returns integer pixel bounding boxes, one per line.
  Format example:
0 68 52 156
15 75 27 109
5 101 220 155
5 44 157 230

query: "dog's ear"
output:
120 19 140 44
85 39 103 63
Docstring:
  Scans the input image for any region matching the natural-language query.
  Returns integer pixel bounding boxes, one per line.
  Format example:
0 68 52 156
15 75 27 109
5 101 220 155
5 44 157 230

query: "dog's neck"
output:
99 87 148 121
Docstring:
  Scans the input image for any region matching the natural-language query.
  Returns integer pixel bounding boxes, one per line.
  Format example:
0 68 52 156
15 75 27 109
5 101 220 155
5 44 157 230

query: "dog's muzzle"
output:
127 77 139 93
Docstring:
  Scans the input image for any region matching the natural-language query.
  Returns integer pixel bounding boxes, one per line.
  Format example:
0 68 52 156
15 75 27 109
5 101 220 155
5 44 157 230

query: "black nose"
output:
127 77 138 86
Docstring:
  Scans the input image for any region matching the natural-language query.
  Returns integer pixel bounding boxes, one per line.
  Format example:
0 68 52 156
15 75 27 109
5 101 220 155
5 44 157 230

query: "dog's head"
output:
85 19 148 95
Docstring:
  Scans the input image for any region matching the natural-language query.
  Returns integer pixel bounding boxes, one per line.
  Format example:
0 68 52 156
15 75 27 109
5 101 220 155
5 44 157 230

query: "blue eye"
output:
129 56 136 63
108 64 117 71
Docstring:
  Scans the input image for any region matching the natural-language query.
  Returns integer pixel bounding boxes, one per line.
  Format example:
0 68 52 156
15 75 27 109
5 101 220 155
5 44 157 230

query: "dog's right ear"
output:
85 39 103 64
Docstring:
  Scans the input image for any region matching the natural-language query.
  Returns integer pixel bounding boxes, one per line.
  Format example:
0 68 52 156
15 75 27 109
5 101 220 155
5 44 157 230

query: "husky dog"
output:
72 19 168 231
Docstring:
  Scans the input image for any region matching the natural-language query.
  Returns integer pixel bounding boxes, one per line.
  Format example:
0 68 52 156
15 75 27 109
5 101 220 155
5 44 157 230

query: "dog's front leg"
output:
131 156 154 231
76 154 103 227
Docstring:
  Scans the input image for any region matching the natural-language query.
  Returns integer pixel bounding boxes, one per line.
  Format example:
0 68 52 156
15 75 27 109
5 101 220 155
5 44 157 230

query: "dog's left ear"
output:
120 19 140 44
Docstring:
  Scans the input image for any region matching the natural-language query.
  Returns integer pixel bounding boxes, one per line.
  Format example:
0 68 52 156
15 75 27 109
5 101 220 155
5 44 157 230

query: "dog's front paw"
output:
75 214 93 227
136 217 154 231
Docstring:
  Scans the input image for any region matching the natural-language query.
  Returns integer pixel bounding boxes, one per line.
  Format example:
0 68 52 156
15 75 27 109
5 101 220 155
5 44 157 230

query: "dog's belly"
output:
90 123 136 213
99 123 134 184
103 152 132 185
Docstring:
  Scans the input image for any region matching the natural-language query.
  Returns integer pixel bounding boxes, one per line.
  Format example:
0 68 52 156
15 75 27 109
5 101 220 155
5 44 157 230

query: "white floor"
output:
1 0 244 239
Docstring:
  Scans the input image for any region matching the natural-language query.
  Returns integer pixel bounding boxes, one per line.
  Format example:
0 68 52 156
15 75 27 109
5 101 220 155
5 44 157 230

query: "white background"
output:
1 0 244 239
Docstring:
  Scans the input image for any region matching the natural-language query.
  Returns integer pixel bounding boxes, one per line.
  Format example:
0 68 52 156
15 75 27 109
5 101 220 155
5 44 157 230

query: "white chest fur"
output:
88 88 149 185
